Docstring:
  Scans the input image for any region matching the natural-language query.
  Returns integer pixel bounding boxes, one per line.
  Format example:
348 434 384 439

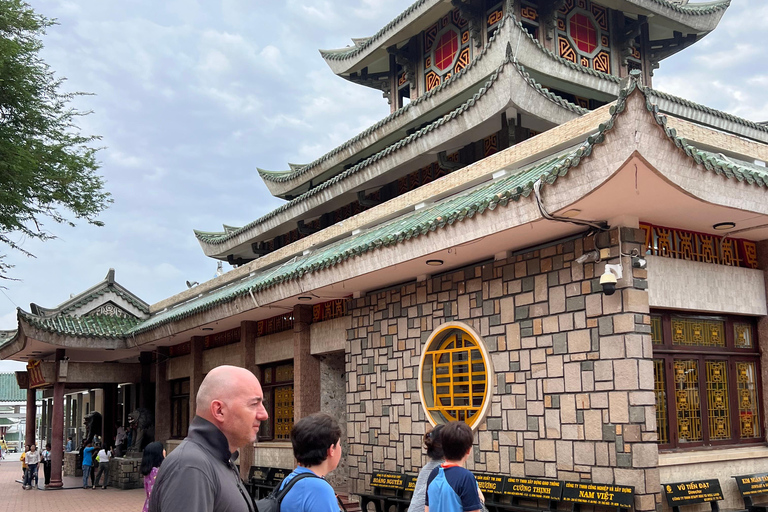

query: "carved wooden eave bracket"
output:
537 0 567 41
451 0 484 48
618 15 647 65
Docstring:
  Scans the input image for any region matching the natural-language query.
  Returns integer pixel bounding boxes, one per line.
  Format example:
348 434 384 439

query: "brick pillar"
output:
293 305 321 421
589 227 660 512
189 336 205 422
49 349 66 488
154 347 171 444
25 386 36 447
239 321 258 480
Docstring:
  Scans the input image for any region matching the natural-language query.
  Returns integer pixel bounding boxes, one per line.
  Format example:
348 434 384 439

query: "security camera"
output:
599 264 623 296
631 256 647 269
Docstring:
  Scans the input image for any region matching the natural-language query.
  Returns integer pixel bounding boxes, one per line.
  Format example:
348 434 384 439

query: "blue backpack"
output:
427 467 463 512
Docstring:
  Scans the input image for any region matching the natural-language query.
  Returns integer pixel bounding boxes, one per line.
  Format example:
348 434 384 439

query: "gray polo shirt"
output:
149 416 254 512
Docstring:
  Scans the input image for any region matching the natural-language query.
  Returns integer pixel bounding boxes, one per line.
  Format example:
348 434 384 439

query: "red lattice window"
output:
569 13 597 53
434 31 458 70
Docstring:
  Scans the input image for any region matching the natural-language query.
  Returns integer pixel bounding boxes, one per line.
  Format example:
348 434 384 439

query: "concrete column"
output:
41 397 47 445
154 347 171 444
47 399 53 444
102 384 118 448
239 321 258 481
49 349 66 488
189 336 205 422
293 305 320 421
65 395 72 440
25 386 36 447
75 395 83 448
139 352 153 409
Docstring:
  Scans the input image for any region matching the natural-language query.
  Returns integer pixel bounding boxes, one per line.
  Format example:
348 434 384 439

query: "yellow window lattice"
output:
671 318 725 347
651 316 663 345
653 359 668 444
274 385 294 440
734 323 753 349
705 361 730 440
421 327 489 427
737 362 760 439
674 360 702 442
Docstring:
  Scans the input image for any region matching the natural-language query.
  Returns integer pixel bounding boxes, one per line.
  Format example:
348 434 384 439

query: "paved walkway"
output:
0 453 145 512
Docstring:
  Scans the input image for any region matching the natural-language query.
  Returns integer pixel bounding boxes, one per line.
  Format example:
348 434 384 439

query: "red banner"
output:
27 359 46 389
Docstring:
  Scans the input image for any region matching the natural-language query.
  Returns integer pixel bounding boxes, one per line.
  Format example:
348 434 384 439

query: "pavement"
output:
0 452 146 512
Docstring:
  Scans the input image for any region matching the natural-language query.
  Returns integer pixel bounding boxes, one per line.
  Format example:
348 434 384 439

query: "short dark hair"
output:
424 424 445 460
440 422 474 460
140 441 165 476
291 413 341 466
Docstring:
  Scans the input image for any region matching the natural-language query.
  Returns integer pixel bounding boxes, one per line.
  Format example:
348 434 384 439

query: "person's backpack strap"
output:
254 471 320 512
275 472 319 502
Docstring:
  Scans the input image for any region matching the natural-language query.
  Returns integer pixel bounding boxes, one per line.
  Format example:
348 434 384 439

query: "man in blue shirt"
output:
278 413 343 512
81 442 96 489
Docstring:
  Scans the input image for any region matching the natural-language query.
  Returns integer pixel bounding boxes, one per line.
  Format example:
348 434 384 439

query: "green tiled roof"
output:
19 311 142 339
157 74 768 336
644 87 768 137
197 56 588 245
0 373 40 401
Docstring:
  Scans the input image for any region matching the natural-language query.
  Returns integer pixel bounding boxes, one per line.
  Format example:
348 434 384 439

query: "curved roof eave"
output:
320 0 728 75
139 73 768 340
319 0 444 76
194 57 588 256
625 0 729 32
259 13 613 199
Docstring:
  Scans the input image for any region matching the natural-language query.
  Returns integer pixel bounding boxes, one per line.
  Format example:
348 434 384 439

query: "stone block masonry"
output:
346 228 660 511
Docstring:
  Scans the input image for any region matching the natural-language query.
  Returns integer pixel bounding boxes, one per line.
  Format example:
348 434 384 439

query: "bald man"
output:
149 365 268 512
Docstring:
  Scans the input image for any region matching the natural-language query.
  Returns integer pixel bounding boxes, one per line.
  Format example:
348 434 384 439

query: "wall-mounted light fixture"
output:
426 259 444 266
298 296 313 301
713 222 735 231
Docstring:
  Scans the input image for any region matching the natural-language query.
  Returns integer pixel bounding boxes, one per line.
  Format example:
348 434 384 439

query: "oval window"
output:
418 322 493 428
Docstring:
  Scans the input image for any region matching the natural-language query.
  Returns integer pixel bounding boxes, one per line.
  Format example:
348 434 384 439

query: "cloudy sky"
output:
0 0 766 371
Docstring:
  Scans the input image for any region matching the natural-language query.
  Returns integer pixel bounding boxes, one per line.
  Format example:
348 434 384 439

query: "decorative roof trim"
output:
319 0 433 61
196 55 586 245
18 309 141 339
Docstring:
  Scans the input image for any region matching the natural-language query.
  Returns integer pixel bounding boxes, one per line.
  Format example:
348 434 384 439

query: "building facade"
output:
3 0 768 509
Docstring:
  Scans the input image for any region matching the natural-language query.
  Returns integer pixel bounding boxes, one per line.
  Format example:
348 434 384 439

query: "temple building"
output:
3 0 768 509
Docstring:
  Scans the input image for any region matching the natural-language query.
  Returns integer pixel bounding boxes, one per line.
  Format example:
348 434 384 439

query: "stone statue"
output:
83 411 102 447
127 407 154 453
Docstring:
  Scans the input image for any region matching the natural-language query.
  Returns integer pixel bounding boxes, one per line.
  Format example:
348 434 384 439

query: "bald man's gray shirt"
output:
149 416 255 512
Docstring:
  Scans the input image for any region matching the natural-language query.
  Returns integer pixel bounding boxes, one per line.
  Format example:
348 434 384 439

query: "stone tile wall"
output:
346 228 660 511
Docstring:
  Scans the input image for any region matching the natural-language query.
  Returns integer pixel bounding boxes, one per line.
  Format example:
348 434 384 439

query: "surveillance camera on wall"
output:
599 264 623 296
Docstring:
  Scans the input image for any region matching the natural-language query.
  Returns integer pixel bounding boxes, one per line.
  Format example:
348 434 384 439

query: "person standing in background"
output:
94 445 112 489
141 442 165 512
42 443 52 487
23 444 40 490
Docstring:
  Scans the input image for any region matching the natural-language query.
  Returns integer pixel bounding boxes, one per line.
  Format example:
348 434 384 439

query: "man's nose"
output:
257 403 269 421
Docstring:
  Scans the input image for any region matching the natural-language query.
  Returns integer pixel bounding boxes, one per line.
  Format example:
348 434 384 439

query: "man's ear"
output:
210 399 226 421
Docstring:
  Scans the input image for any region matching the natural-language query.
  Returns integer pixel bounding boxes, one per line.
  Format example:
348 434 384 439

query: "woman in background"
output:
140 442 165 512
408 424 445 512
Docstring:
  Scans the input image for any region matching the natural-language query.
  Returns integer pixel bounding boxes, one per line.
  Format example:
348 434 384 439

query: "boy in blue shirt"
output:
425 422 482 512
278 413 343 512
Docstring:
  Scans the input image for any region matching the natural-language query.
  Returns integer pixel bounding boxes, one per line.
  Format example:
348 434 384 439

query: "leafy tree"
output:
0 0 111 278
